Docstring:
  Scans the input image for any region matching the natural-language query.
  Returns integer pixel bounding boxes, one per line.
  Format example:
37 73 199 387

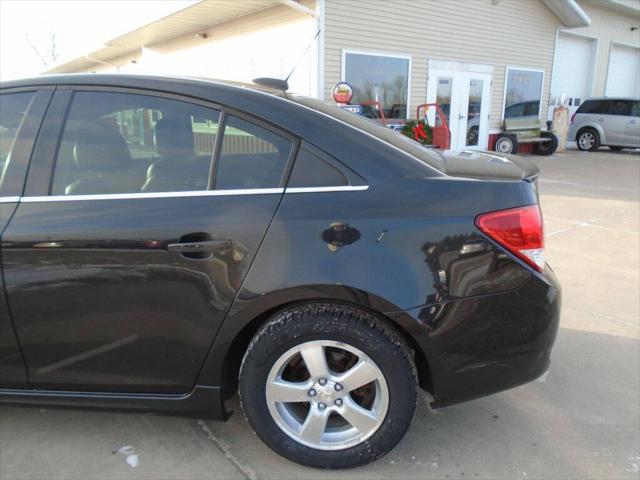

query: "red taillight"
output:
475 205 545 272
570 112 577 124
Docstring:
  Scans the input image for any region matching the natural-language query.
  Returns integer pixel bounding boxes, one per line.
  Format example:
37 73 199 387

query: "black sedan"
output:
0 74 560 468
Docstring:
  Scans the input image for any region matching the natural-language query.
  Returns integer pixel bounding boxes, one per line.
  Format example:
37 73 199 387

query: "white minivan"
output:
568 98 640 151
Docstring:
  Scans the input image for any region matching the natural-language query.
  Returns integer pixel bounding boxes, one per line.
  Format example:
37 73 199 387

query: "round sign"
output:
332 82 353 104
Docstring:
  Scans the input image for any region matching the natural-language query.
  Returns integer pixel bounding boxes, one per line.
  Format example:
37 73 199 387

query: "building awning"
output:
542 0 591 28
46 0 286 73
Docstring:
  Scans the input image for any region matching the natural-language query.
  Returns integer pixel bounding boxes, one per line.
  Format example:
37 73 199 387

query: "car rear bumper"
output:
387 266 561 408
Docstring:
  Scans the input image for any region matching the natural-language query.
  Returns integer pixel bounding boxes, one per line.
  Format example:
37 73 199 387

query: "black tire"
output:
239 303 418 469
535 132 559 156
494 133 518 154
609 146 624 151
577 128 600 151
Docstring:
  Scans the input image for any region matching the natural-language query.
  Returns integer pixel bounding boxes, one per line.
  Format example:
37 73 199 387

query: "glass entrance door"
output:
427 69 491 151
459 76 491 150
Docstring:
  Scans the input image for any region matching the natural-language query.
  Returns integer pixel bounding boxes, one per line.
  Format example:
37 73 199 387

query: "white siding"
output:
323 0 561 130
88 3 318 96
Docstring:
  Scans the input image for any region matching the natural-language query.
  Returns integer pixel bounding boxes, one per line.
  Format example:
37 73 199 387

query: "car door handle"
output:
630 120 638 124
167 240 231 253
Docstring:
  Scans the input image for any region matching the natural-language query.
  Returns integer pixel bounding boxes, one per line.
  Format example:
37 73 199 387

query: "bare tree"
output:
26 33 60 68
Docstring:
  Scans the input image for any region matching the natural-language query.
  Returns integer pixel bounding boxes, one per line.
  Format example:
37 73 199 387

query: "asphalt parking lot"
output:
0 148 638 480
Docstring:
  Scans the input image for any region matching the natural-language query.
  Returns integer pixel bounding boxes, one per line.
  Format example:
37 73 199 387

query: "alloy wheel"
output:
265 340 389 450
579 132 595 150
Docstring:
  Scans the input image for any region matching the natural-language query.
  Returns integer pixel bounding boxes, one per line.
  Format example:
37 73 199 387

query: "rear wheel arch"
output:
212 293 434 404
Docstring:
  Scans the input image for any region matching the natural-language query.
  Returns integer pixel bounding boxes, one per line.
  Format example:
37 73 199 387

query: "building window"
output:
503 68 544 121
343 51 410 119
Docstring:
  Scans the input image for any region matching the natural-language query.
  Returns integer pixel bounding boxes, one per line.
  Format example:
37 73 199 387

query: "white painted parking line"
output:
539 178 640 194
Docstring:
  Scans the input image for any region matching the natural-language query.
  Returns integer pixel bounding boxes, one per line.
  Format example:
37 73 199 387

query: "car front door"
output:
0 88 52 388
1 88 295 393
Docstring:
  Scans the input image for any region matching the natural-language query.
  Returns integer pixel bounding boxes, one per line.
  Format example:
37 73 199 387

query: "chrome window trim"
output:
12 185 369 203
20 189 285 202
285 186 369 193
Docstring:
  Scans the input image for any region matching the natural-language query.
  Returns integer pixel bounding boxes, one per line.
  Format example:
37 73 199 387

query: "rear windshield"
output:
289 95 446 172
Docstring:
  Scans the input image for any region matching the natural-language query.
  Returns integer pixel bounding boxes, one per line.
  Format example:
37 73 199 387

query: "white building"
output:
47 0 640 151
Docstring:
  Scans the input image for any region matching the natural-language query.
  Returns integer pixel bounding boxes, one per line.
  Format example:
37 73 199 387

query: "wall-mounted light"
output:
195 32 208 39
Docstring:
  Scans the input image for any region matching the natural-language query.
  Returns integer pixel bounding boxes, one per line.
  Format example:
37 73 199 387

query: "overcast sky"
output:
0 0 197 81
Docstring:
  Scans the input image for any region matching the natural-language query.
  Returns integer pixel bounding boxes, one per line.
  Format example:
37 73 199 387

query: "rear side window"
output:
0 92 34 195
288 146 349 188
577 100 610 114
215 115 292 190
50 91 221 196
608 99 631 116
631 101 640 117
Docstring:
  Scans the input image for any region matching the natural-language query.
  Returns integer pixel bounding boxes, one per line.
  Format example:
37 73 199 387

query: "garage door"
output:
550 32 595 105
606 44 640 97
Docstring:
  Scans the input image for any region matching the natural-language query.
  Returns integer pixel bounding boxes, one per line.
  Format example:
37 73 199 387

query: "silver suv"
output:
568 98 639 151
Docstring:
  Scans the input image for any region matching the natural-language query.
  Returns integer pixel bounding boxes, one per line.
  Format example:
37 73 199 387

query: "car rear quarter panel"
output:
570 115 606 143
201 176 541 388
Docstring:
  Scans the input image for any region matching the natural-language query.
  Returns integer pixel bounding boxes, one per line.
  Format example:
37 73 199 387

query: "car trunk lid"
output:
441 150 539 182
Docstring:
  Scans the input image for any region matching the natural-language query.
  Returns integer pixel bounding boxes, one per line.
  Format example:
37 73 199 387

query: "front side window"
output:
0 92 34 195
344 52 410 119
215 115 292 190
51 91 220 196
503 68 544 121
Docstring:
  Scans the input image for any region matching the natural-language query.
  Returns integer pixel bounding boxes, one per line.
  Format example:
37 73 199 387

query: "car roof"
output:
1 73 446 182
582 97 640 101
0 73 286 96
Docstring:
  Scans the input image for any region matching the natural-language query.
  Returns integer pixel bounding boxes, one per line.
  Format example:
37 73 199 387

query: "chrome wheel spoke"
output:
335 359 381 392
266 379 311 403
298 406 329 444
339 397 380 434
300 344 329 379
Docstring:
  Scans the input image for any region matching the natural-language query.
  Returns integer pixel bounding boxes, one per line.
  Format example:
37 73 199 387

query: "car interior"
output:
50 92 292 195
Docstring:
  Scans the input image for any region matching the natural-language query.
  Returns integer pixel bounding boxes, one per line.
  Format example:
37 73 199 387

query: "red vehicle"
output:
415 103 451 150
351 101 451 150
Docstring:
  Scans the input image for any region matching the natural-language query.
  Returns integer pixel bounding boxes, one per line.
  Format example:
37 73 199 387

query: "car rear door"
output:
1 87 295 393
624 100 640 146
605 99 632 145
0 88 53 388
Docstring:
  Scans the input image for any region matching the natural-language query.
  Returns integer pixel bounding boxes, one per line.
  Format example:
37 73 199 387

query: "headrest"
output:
154 117 194 158
73 122 131 171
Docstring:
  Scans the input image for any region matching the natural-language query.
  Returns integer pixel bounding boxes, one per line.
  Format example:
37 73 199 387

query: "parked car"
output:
0 74 560 469
568 98 640 151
